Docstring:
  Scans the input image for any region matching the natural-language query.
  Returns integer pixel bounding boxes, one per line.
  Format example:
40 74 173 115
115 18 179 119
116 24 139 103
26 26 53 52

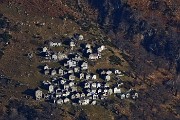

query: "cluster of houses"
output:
35 78 138 105
35 34 138 105
40 35 106 61
81 43 106 60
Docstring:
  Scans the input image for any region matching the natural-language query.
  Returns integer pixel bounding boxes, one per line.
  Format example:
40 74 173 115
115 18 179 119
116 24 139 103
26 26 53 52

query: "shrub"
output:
109 55 122 65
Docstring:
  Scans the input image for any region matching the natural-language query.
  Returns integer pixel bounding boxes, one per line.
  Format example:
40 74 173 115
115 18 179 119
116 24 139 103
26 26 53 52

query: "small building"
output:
132 93 138 99
76 93 81 98
57 52 67 60
70 41 75 50
103 75 111 81
81 61 88 70
60 79 66 85
69 81 75 87
48 85 54 93
91 83 97 88
64 98 70 103
56 88 61 94
43 64 49 70
84 82 90 88
92 94 98 100
85 44 91 49
89 54 99 60
74 54 82 61
81 93 86 97
79 73 85 79
97 45 105 53
71 94 76 99
78 34 84 40
74 34 84 40
114 69 121 75
67 59 77 68
106 70 112 75
42 47 48 52
85 74 91 80
64 84 70 90
91 100 97 105
104 83 110 88
68 69 74 74
71 86 78 92
97 88 102 93
97 83 101 88
108 89 113 95
79 97 90 105
52 54 58 60
51 69 57 76
56 99 63 105
35 89 43 100
126 93 130 98
49 41 61 47
92 74 97 80
69 74 75 81
44 69 50 75
121 94 126 99
113 87 121 94
91 87 97 94
74 67 80 73
58 68 64 76
86 48 92 54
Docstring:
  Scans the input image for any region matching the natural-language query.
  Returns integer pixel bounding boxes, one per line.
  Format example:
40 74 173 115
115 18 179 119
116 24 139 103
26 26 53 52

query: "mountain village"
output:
34 34 138 105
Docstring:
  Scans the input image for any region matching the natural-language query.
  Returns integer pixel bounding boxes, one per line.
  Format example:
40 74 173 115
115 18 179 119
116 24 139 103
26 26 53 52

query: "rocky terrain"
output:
0 0 180 120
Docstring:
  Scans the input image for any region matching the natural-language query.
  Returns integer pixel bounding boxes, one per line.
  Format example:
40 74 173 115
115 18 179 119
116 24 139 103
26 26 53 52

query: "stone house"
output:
57 52 67 60
51 69 57 76
91 83 97 88
70 41 75 50
56 99 63 105
74 67 80 73
86 48 92 54
69 74 75 81
58 68 64 76
79 73 85 79
64 98 70 103
91 74 97 80
108 88 113 95
44 69 50 75
42 47 48 52
113 87 121 94
92 94 98 100
44 64 49 70
103 75 111 81
35 89 43 100
91 100 97 105
85 74 91 80
97 83 101 88
81 61 88 70
85 44 91 49
114 69 121 74
49 41 62 47
68 69 74 74
84 82 90 88
89 53 99 60
60 79 66 85
52 54 58 60
48 85 54 93
79 97 90 105
126 93 130 98
121 94 126 99
69 81 75 87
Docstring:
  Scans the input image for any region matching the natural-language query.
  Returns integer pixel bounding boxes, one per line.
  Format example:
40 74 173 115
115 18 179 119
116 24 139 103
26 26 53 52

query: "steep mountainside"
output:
0 0 180 120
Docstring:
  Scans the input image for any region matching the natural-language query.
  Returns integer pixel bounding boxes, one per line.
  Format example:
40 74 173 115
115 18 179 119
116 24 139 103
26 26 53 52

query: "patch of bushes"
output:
109 55 122 65
0 32 12 43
